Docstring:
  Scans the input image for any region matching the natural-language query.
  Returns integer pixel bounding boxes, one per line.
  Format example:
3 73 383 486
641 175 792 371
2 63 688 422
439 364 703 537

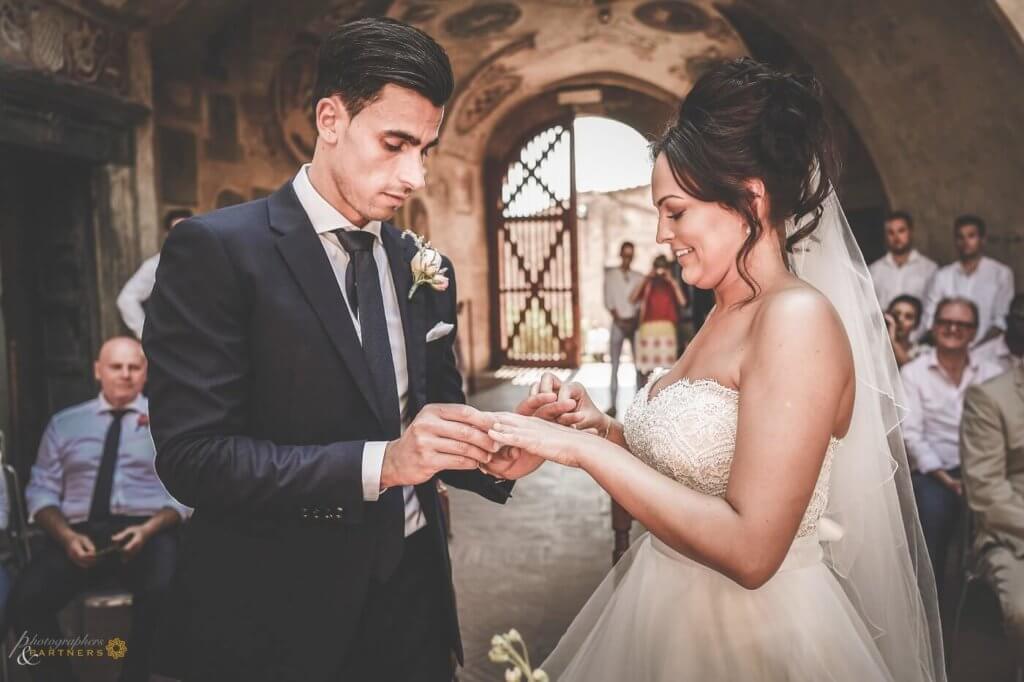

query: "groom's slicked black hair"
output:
313 17 454 118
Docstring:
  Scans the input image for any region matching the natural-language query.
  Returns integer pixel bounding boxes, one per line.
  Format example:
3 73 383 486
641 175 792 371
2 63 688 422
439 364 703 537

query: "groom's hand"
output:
380 404 500 488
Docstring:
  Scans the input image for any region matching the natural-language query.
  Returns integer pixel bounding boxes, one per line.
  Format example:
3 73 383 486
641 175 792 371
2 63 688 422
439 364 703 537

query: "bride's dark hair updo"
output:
653 57 841 297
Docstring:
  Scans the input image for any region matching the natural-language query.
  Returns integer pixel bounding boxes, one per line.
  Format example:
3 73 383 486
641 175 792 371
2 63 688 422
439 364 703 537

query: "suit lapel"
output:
380 224 428 415
268 182 384 427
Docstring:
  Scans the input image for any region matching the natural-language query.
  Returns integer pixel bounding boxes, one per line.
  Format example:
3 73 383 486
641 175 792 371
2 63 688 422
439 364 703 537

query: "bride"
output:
484 58 946 681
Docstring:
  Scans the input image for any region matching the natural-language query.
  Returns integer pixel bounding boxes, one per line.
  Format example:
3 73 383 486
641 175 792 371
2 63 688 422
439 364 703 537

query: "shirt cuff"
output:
26 495 60 524
362 441 388 502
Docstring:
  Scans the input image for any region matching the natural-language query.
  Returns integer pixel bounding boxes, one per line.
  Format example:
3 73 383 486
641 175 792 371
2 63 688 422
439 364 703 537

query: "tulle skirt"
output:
541 532 894 681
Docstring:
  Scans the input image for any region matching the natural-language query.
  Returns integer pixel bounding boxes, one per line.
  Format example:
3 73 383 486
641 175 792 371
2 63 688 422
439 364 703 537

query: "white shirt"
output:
922 256 1015 344
292 165 425 537
603 267 644 320
117 254 161 339
868 249 937 310
973 335 1023 374
900 348 1003 473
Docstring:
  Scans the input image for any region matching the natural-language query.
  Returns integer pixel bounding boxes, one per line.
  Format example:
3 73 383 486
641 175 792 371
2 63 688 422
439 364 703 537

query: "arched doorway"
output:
485 83 675 369
488 119 578 367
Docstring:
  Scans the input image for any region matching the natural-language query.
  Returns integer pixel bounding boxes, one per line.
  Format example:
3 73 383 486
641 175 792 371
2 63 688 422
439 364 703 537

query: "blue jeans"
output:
912 468 962 596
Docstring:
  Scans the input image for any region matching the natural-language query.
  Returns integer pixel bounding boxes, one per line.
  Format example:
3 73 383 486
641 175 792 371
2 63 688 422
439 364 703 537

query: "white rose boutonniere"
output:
404 230 450 300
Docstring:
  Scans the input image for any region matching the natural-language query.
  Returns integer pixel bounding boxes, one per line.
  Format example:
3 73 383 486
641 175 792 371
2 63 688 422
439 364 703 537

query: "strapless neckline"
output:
642 374 844 446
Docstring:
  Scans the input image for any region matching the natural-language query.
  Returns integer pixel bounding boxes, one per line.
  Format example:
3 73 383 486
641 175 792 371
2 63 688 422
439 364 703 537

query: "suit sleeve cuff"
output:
362 441 388 502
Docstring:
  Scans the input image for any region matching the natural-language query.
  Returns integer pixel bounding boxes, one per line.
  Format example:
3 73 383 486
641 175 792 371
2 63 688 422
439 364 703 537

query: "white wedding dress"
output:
540 372 894 681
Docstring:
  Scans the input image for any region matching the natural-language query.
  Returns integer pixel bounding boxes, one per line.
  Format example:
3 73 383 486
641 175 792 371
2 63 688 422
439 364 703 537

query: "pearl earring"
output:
745 226 752 237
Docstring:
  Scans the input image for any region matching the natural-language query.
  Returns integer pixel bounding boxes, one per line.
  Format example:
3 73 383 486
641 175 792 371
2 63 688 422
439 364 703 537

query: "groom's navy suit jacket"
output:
143 181 512 681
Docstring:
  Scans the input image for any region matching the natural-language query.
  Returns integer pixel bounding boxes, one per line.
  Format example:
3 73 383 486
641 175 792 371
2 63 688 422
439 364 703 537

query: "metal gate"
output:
489 121 580 367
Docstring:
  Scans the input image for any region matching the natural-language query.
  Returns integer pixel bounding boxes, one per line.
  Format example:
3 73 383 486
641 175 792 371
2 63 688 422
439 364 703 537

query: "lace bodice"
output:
623 372 840 538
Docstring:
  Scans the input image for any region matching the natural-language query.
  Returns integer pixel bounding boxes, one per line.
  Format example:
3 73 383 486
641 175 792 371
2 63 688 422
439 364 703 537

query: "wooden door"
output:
489 120 580 367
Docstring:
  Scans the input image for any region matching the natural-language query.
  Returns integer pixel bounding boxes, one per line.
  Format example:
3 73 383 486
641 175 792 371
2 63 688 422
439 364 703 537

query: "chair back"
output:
0 431 32 565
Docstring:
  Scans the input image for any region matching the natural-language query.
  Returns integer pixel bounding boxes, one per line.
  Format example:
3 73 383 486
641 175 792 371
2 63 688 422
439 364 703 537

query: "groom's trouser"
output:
8 516 178 682
337 525 454 681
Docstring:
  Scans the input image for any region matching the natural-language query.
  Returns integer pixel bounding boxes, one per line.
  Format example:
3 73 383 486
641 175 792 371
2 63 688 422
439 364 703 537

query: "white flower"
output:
506 668 523 682
403 230 449 299
532 671 549 682
411 247 443 278
506 629 522 643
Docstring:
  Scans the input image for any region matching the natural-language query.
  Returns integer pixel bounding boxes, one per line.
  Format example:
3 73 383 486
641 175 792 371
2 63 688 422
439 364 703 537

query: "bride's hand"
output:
488 412 596 468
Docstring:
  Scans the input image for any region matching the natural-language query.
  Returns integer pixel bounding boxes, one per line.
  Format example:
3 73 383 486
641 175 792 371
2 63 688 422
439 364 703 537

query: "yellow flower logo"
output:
106 637 127 660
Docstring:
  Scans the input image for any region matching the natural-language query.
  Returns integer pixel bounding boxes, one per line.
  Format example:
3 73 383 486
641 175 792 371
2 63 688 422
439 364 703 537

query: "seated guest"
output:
902 297 1003 594
9 337 189 682
961 318 1024 666
922 214 1015 345
885 294 925 367
117 209 192 339
974 293 1024 373
869 210 937 309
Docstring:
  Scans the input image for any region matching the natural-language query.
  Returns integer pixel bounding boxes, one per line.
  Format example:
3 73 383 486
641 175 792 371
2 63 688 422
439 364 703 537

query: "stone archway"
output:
481 83 675 368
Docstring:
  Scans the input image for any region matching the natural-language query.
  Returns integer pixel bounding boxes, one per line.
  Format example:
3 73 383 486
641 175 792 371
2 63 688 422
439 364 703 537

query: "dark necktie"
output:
89 409 129 523
333 228 406 580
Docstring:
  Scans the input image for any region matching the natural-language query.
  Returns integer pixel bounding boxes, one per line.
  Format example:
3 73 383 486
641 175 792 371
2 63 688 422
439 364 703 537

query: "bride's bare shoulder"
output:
749 282 852 362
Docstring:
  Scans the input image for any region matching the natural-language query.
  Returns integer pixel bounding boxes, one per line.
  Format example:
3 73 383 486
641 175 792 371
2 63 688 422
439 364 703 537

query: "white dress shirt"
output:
117 254 161 339
900 348 1003 474
921 256 1015 344
603 267 644 320
292 165 425 536
973 335 1023 374
26 393 191 524
868 249 937 310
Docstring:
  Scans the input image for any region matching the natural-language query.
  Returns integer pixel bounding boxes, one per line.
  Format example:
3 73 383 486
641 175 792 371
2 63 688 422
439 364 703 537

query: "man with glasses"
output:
901 297 1003 594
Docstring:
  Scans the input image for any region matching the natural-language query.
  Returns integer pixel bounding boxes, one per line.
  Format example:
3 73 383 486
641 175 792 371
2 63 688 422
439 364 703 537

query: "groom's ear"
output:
315 95 351 145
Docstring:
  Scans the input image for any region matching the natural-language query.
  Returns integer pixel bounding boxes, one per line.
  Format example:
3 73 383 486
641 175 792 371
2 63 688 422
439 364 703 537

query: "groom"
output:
143 18 519 682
